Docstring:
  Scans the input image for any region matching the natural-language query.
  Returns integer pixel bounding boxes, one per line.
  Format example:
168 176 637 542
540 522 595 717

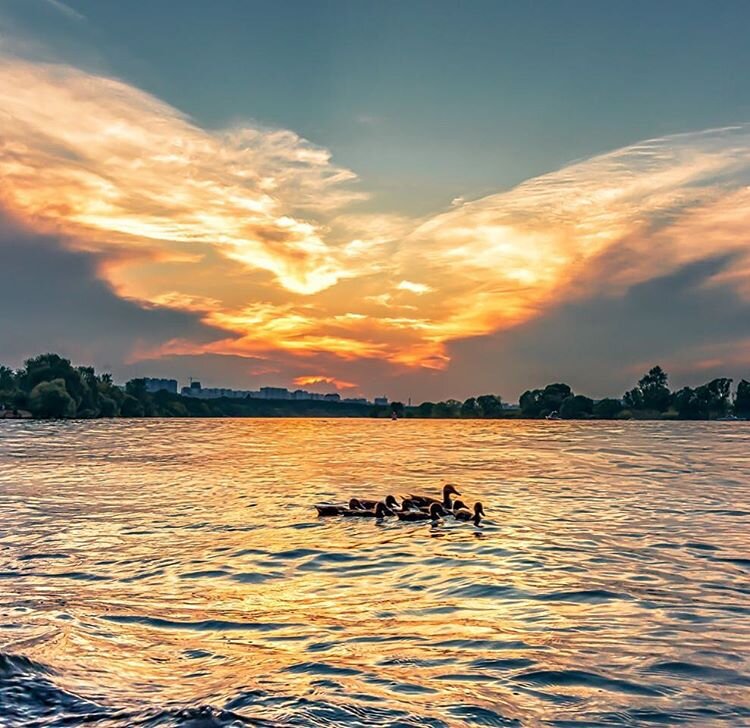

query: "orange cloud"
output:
293 375 357 390
2 53 750 378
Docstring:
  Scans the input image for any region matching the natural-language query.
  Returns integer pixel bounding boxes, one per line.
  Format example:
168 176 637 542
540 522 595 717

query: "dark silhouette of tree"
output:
593 398 623 419
519 389 543 417
476 394 504 418
417 401 435 418
120 394 145 417
433 399 461 418
695 378 732 418
633 366 671 411
560 394 594 419
736 380 750 416
673 387 701 419
21 354 86 408
520 383 572 417
390 401 405 417
460 397 480 418
623 366 671 412
28 379 76 418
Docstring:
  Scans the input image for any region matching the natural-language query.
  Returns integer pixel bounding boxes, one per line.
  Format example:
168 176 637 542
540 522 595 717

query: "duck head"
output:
452 499 468 511
349 498 363 510
430 503 447 520
385 495 399 509
474 502 485 517
375 501 395 518
443 484 461 498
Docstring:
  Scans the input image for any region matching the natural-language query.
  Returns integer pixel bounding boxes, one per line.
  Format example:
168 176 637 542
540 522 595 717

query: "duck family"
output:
315 483 484 526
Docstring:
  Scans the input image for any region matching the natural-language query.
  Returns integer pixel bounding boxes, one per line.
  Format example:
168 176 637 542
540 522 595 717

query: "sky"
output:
1 0 750 401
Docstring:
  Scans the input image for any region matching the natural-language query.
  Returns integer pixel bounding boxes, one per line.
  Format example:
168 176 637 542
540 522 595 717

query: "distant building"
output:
259 386 291 400
143 378 178 394
374 396 389 406
343 397 368 404
176 379 368 403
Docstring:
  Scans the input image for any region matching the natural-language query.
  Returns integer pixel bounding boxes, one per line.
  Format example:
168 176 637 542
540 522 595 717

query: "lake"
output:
0 419 748 726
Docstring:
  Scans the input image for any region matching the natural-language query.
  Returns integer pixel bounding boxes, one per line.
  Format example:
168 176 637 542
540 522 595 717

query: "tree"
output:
622 387 644 410
520 383 572 417
0 365 15 391
417 401 435 418
28 379 76 418
460 397 480 418
20 354 86 408
673 387 702 419
735 380 750 417
477 394 504 418
695 378 732 418
433 399 461 418
594 398 623 419
638 366 671 411
519 389 543 417
560 394 594 419
390 401 405 417
98 395 119 417
120 395 145 417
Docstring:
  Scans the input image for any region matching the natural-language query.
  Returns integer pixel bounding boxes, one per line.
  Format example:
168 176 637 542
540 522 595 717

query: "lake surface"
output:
0 419 748 727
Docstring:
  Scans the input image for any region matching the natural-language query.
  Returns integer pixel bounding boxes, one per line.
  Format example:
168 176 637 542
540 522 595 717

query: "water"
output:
0 419 748 727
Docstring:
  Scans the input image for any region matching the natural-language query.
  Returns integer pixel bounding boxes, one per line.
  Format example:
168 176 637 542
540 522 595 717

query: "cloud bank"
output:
2 53 750 397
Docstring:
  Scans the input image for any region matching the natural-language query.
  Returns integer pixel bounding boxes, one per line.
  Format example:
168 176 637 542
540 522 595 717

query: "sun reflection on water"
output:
0 419 749 726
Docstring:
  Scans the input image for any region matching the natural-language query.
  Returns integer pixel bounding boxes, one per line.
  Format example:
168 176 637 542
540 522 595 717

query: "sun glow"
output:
2 54 750 381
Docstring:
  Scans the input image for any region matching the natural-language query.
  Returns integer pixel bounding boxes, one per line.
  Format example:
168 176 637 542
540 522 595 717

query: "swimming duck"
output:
350 494 399 511
454 501 485 525
406 484 460 510
343 501 394 518
315 497 364 516
397 502 446 522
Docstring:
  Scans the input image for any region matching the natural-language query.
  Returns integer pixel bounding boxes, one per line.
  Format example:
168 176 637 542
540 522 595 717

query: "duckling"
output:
398 497 424 512
351 495 399 511
315 503 345 516
397 502 446 522
454 501 485 525
315 498 365 516
343 501 394 518
406 484 460 510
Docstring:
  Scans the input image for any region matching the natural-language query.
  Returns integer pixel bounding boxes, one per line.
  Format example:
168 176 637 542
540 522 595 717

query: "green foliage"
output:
1 351 745 421
28 379 76 418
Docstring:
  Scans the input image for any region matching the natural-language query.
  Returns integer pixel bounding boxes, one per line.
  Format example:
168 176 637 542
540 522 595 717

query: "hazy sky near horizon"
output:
2 0 750 400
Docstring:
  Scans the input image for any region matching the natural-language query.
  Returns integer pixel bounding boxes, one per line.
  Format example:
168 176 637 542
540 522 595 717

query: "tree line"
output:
1 354 748 420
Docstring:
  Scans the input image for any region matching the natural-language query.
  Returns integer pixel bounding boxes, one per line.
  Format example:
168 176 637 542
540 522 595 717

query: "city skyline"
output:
2 1 750 400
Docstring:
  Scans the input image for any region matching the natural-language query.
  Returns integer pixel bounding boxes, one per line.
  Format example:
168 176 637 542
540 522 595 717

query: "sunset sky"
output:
2 0 750 401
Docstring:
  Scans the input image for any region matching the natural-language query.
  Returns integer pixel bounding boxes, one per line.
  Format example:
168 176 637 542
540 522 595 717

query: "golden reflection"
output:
1 420 748 724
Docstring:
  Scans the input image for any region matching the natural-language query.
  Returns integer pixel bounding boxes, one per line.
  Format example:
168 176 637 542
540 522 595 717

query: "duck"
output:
343 501 395 518
405 484 460 510
315 497 366 516
350 494 399 511
454 501 485 526
397 502 446 522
